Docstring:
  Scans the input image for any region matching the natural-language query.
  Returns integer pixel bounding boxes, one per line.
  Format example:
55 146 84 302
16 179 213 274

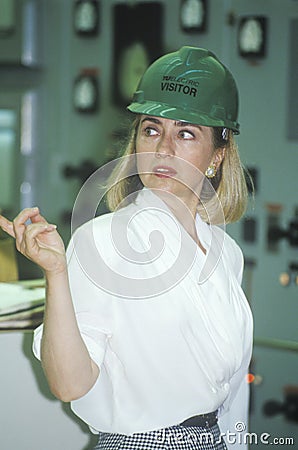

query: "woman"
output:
0 47 253 449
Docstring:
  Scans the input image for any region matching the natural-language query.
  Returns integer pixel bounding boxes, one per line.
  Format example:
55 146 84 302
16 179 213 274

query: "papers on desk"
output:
0 280 45 330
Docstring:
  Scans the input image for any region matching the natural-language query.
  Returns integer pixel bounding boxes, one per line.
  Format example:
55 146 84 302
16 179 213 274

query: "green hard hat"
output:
127 46 240 133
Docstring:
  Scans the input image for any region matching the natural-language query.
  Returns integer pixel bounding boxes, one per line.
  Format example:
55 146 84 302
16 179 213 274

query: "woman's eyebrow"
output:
174 121 202 130
140 117 203 130
140 117 161 125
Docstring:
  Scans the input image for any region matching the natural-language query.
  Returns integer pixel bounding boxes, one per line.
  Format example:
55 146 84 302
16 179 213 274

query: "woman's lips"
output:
152 165 178 178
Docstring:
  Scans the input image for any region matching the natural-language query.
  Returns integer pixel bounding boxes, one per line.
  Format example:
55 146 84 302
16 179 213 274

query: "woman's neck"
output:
151 189 206 254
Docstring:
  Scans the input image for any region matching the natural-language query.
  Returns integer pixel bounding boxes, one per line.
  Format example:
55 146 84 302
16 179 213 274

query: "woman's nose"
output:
155 133 175 157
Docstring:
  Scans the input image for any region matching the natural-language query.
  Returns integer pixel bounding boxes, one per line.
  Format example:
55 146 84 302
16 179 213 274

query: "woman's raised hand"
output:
0 207 66 275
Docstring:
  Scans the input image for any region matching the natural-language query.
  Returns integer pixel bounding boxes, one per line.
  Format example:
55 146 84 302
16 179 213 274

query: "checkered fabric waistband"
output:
179 410 218 428
94 418 227 450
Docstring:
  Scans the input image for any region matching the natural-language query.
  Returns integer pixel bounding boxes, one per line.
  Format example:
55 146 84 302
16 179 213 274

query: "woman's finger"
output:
20 222 58 257
31 211 47 224
0 215 16 238
13 207 41 227
21 222 66 273
13 207 45 247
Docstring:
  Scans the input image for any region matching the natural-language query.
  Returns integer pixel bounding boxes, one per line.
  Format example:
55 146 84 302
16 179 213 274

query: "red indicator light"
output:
246 373 255 384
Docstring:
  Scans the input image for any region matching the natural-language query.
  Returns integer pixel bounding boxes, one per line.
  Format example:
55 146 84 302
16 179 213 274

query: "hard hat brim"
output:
127 101 240 134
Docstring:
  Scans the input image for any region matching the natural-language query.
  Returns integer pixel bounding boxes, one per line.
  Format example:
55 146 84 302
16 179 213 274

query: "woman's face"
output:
136 115 225 208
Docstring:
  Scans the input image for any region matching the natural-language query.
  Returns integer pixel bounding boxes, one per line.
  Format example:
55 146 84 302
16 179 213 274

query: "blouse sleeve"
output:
33 223 113 368
218 233 252 449
218 370 250 449
230 235 244 285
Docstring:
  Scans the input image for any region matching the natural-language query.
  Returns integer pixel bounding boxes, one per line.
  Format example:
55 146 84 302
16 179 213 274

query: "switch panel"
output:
266 203 283 252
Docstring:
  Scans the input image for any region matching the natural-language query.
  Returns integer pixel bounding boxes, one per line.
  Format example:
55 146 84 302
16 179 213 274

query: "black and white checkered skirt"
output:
93 423 227 450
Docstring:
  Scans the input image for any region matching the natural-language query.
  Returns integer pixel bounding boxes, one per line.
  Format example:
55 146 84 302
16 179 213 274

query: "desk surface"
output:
0 279 45 331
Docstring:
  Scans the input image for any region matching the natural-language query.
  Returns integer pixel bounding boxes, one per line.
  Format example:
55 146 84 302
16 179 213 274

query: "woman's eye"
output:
178 130 195 139
143 127 159 136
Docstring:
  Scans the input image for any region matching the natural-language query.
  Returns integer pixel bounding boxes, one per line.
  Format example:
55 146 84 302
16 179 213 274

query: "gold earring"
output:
205 163 217 178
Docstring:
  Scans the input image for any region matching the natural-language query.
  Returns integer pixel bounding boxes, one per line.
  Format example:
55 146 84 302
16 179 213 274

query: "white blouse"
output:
33 188 253 446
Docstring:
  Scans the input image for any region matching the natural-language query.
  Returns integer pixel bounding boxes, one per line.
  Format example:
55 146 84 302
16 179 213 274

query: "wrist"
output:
44 265 68 281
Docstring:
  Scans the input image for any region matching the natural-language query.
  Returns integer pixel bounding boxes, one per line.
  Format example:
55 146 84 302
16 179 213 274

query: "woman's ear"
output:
213 147 225 169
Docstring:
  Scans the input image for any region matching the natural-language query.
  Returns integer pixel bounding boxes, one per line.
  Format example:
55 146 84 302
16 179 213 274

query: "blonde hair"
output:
106 117 248 224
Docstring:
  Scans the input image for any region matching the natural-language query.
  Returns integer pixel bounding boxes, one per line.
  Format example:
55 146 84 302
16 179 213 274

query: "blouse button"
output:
223 383 230 391
211 387 217 393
